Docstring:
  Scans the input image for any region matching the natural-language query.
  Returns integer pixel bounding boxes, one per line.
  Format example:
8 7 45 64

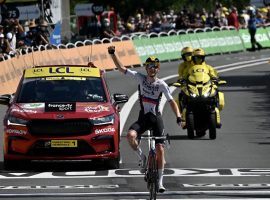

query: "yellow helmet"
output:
181 46 193 61
192 48 205 64
181 46 193 56
193 48 205 56
144 56 160 69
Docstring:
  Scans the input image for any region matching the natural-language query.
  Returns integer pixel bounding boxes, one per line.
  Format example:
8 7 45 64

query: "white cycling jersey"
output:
125 69 173 115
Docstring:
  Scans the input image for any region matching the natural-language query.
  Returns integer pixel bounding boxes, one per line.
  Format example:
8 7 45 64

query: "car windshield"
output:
17 77 107 103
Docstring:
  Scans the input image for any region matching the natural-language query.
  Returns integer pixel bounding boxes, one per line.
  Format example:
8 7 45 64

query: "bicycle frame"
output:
147 136 158 200
140 132 169 200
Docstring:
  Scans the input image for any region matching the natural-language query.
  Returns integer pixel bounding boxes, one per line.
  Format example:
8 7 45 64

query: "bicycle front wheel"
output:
148 154 158 200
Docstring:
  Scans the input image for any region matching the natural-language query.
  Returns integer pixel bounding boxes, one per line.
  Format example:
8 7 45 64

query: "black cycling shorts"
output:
129 111 165 144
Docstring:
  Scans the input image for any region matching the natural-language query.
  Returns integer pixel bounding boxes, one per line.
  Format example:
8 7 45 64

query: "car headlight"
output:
90 114 114 125
7 116 28 126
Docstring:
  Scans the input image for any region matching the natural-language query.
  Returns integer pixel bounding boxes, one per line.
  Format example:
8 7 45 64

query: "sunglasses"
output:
183 52 192 56
146 63 159 69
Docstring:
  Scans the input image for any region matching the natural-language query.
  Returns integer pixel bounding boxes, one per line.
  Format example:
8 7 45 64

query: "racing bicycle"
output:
139 131 170 200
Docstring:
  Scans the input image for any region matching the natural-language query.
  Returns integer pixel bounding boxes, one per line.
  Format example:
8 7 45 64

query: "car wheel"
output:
187 113 195 139
209 112 217 140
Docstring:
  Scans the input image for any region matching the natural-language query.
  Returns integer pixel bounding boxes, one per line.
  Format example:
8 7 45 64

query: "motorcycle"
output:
173 64 226 139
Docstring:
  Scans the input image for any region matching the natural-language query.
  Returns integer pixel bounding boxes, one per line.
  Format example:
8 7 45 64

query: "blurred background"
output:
0 0 269 55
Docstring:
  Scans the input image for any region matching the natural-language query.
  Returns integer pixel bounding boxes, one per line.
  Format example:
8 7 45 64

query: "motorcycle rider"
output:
177 46 194 114
178 46 194 81
108 46 182 193
191 48 218 79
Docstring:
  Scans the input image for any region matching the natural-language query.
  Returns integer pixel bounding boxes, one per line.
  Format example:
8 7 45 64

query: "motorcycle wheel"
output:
187 113 195 139
209 112 217 140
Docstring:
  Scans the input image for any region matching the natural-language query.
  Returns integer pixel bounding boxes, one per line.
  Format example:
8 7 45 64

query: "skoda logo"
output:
56 114 64 119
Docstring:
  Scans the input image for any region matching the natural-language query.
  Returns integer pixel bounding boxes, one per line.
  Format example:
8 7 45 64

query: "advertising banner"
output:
50 22 62 45
160 35 183 60
214 30 244 53
133 37 155 63
196 31 221 55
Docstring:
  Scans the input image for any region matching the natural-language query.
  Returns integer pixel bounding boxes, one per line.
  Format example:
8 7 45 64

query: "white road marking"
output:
214 57 270 69
1 168 270 179
1 183 269 190
0 191 270 197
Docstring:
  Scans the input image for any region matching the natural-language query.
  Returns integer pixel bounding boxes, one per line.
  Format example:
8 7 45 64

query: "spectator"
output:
25 20 38 47
175 13 190 30
151 12 162 32
144 16 153 33
247 8 263 51
6 32 16 55
0 33 9 56
13 19 27 49
85 16 101 39
36 20 50 46
190 13 204 28
239 10 250 28
100 18 116 39
135 13 145 32
116 20 126 36
227 7 240 30
201 8 208 24
160 16 172 31
206 13 216 27
126 17 136 33
215 2 223 19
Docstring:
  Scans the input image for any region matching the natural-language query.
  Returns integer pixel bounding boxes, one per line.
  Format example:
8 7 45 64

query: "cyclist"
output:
108 46 182 193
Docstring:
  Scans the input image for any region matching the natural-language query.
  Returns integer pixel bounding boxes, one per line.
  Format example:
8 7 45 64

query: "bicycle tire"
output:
148 153 158 200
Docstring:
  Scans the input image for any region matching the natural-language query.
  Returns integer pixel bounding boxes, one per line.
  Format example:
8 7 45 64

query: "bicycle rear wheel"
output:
148 154 158 200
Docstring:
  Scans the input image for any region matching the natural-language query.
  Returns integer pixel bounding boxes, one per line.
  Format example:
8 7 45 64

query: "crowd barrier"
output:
1 26 270 94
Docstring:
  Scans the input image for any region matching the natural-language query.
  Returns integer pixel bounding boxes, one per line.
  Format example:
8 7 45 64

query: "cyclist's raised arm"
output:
108 46 127 74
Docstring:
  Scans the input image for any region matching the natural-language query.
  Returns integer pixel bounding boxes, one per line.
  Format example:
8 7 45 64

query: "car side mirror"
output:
0 94 12 106
113 93 129 104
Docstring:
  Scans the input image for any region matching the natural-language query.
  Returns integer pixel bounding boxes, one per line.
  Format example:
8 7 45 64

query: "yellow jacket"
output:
178 61 193 80
178 61 218 80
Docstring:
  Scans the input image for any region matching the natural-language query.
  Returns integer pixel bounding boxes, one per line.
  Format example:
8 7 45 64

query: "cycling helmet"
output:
144 56 160 69
181 46 193 61
192 48 205 64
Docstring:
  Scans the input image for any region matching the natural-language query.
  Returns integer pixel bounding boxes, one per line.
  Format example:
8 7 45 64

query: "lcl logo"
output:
33 68 43 75
80 68 91 74
49 67 74 74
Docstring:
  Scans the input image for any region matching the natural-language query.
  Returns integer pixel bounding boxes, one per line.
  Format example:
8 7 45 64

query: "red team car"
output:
0 65 128 169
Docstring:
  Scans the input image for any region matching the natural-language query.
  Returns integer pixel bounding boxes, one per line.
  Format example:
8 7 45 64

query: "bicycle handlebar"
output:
138 133 171 145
